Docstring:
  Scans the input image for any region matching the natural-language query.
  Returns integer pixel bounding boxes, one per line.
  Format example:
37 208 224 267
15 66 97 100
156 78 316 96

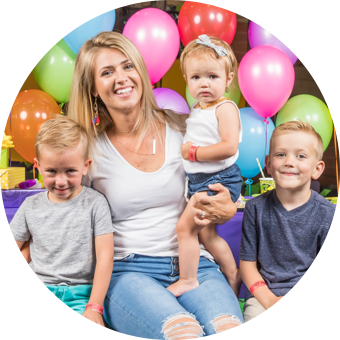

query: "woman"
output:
67 31 243 338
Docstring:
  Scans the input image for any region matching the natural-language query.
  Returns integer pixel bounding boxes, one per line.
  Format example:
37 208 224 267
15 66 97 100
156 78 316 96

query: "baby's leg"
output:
167 197 207 297
199 226 242 297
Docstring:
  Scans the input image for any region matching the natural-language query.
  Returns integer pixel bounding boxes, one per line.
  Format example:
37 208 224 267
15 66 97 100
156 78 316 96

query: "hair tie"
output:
196 35 228 57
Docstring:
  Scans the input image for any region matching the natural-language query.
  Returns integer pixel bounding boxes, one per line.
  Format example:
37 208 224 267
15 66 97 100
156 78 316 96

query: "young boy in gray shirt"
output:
240 120 335 322
10 117 114 326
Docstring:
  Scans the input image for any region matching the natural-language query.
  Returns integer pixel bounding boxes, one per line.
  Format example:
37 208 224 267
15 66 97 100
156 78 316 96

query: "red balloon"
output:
178 2 237 46
11 90 61 163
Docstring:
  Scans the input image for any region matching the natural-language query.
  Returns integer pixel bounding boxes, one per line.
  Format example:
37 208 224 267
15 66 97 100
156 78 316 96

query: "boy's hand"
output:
181 141 193 160
82 309 105 327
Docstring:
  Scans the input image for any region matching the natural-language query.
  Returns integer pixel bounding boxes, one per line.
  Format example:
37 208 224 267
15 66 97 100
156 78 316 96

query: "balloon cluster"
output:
8 3 333 172
236 21 333 178
9 10 117 163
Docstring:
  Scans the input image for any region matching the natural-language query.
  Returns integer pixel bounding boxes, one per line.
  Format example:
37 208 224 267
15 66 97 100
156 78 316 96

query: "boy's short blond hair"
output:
180 36 238 91
35 116 89 160
270 120 324 160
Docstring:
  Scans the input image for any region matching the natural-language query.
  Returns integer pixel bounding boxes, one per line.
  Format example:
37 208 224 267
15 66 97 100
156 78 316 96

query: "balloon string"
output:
263 118 269 170
245 178 253 196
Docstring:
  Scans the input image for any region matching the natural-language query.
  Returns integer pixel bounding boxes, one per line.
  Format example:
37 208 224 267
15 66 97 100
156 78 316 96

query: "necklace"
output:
115 128 156 156
197 97 229 110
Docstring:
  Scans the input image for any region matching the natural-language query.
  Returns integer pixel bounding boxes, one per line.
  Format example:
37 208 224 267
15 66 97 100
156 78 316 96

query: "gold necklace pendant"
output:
115 127 156 156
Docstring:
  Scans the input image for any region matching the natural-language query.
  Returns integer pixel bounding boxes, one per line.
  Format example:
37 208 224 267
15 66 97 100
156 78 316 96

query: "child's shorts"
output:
45 284 92 314
186 164 242 203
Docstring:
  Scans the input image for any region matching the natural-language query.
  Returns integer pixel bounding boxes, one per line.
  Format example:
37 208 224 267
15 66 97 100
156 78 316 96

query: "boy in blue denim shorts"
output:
10 117 114 326
167 35 243 298
240 120 335 322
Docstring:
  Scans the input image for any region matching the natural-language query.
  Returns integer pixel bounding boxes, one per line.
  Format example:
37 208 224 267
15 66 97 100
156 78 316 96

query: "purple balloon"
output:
153 88 190 115
248 21 298 65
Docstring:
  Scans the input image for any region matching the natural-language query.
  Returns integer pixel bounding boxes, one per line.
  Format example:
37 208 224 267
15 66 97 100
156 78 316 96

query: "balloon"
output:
178 2 237 46
248 21 298 65
123 8 180 84
236 107 275 178
33 39 76 103
153 88 190 114
11 90 61 163
185 73 241 108
64 10 116 55
276 95 333 151
238 45 295 119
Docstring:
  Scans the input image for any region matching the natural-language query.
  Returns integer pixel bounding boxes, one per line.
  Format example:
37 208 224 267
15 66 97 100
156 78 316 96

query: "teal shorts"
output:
45 284 92 314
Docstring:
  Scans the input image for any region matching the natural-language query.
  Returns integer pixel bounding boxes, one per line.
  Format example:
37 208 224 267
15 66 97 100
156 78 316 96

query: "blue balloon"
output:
236 107 275 179
63 10 116 54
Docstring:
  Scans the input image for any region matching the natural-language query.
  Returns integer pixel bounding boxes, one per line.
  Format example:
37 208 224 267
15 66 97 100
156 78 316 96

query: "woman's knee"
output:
210 314 242 332
162 313 204 339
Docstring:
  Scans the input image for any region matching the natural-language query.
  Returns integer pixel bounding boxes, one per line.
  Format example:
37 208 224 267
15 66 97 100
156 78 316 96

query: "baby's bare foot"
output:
167 278 199 297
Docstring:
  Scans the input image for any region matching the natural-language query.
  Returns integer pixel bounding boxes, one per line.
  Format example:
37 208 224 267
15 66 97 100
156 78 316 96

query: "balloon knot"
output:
263 118 269 124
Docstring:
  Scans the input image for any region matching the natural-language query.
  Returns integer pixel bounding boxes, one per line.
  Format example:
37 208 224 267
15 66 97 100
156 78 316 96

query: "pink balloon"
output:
123 8 180 84
248 21 298 65
238 45 295 119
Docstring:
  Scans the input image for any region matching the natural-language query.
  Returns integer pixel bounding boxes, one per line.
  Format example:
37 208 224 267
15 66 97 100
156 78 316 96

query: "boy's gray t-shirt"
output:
10 186 114 286
240 189 335 301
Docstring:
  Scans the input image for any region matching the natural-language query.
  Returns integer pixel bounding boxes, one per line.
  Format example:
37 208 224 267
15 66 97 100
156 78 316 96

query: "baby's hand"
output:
181 141 193 160
82 309 105 327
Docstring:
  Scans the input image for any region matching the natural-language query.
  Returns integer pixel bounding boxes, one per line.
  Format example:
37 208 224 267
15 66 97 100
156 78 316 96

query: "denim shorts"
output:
186 164 242 203
104 255 243 338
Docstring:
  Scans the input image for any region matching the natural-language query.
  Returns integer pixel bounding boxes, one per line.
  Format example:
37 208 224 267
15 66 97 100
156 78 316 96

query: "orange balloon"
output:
11 90 61 163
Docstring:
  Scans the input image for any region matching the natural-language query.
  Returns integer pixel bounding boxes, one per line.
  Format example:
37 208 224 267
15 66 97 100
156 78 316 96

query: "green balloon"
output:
33 39 76 103
276 95 333 151
185 75 241 108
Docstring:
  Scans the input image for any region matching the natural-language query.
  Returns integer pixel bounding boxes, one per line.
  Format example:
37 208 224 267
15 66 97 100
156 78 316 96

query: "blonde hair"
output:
180 36 238 92
35 116 89 160
67 31 181 153
270 120 324 160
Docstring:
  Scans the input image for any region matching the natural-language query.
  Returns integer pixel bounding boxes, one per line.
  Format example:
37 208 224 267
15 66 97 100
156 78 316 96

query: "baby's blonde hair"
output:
270 120 324 160
180 36 238 92
35 116 89 160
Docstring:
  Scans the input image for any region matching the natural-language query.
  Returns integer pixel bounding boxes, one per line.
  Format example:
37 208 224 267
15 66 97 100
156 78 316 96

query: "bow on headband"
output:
196 35 228 57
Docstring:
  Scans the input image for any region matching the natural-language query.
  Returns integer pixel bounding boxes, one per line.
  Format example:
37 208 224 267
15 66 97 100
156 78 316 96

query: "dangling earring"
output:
93 97 100 125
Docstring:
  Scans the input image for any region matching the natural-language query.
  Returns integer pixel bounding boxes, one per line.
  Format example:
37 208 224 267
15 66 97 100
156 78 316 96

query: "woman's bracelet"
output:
249 280 267 295
189 144 199 161
85 303 104 315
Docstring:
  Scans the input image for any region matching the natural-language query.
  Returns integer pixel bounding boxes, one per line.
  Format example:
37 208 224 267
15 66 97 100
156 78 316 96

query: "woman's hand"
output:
181 141 193 160
82 309 105 327
191 183 237 226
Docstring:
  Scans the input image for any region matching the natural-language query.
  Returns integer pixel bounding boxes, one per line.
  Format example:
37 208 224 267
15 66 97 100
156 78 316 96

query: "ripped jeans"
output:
103 254 243 339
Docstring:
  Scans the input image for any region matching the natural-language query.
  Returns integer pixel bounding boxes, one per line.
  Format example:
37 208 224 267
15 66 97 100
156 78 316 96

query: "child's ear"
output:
82 158 92 176
226 72 234 87
265 154 272 175
33 158 40 172
312 160 325 180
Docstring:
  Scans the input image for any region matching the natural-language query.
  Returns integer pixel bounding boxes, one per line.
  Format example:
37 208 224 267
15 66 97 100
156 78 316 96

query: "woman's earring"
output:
93 97 100 125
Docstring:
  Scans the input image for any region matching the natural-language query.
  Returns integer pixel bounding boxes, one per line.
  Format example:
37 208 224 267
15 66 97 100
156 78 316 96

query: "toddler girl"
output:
167 35 243 297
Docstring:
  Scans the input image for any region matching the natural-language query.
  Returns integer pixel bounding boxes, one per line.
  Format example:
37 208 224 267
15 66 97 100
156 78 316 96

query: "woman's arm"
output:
82 233 114 326
240 260 282 309
191 183 237 226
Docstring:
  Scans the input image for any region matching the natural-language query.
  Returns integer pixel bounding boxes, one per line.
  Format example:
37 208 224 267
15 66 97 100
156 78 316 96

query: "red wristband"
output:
249 280 267 295
85 303 103 315
188 144 199 161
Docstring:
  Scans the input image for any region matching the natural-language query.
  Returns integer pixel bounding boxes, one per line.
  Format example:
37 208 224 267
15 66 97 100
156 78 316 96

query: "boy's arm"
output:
240 260 282 309
82 232 114 326
181 103 240 161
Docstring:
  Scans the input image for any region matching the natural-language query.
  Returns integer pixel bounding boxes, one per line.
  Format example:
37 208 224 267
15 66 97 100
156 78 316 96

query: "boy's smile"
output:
35 144 91 203
266 131 324 193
